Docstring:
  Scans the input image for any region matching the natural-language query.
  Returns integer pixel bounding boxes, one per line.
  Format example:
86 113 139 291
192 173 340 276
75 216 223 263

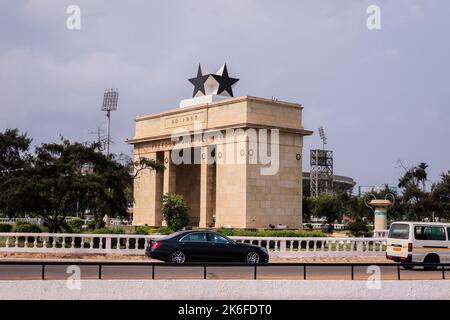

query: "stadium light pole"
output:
101 88 119 156
318 126 327 150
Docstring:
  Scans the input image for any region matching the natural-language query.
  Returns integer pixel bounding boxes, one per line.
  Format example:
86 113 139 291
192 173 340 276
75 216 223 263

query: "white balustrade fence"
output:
0 217 128 226
302 223 346 230
0 218 42 224
0 232 387 257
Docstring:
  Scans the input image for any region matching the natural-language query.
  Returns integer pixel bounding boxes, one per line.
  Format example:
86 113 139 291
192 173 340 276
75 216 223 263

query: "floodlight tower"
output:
101 88 119 156
319 126 327 150
310 126 334 196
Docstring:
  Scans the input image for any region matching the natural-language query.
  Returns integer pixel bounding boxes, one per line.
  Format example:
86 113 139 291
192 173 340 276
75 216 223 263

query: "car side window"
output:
414 226 446 241
447 228 450 241
209 233 229 244
181 233 208 242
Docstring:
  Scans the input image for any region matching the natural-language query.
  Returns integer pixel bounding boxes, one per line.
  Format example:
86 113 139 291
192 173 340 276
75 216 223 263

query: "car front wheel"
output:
170 250 186 263
245 251 260 264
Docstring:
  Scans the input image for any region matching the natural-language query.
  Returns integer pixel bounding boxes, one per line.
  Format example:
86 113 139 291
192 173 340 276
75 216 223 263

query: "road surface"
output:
0 264 448 280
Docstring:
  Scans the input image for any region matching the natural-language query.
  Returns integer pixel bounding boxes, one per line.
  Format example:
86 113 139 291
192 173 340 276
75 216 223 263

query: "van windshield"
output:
388 223 410 239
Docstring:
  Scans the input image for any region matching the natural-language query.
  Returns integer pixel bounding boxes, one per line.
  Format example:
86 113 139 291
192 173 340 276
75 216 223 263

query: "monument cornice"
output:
126 123 312 145
134 96 303 122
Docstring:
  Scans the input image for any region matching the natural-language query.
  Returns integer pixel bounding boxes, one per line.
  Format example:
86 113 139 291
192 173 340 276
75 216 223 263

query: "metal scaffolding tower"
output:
310 149 334 196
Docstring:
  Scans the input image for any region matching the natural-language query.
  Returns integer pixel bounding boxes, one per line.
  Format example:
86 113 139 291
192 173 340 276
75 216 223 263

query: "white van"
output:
386 222 450 269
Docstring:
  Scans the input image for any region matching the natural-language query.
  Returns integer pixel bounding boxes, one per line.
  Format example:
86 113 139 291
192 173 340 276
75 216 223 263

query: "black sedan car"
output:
145 230 269 264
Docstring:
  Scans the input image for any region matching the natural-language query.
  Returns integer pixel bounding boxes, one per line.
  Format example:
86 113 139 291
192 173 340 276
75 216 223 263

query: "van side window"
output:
447 228 450 241
414 226 446 241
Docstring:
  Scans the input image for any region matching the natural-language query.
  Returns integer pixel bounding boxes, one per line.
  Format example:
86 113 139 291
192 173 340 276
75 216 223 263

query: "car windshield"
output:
388 223 410 239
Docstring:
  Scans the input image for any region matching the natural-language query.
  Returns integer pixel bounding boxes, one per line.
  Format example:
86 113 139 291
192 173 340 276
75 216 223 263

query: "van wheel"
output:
423 254 439 270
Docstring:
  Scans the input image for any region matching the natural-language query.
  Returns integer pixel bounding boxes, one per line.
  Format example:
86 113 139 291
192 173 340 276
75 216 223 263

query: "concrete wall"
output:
1 280 449 300
246 132 303 229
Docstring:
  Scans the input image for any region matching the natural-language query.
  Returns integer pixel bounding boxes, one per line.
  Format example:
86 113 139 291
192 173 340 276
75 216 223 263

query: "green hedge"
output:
12 221 42 233
132 226 173 235
215 228 326 238
0 223 12 233
92 227 126 234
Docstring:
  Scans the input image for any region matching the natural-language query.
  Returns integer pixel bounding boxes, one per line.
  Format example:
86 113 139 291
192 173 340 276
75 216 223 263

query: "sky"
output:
1 0 449 191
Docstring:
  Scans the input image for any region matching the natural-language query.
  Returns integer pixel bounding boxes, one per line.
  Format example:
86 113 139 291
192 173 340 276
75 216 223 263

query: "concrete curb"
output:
1 280 449 300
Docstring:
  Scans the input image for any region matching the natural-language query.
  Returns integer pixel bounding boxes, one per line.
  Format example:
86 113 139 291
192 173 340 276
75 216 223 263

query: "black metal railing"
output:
0 261 449 281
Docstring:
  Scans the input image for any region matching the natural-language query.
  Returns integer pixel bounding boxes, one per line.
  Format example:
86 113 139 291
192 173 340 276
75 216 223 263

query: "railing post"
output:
397 265 401 280
105 237 112 252
280 240 286 252
356 241 363 253
303 265 306 280
204 265 207 280
41 264 45 280
442 265 445 280
254 265 257 280
99 264 102 279
152 264 155 280
351 265 354 280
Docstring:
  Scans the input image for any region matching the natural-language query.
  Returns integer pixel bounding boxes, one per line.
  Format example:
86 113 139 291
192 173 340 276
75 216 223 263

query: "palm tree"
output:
414 162 428 192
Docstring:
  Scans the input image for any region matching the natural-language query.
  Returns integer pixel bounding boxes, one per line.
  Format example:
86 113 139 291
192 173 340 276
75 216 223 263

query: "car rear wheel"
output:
245 251 260 264
170 250 186 263
423 254 439 270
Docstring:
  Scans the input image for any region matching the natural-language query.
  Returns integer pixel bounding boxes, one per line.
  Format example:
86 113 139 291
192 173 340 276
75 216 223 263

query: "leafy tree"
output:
302 196 313 222
14 139 97 232
397 162 438 221
311 193 343 229
0 128 31 173
0 129 32 218
432 171 450 219
161 193 189 231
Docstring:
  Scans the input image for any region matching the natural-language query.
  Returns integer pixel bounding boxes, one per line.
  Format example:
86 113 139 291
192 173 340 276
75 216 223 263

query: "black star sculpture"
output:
212 64 239 97
188 64 209 98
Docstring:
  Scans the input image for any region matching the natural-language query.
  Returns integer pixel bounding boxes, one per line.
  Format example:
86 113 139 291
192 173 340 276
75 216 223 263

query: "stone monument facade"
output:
127 65 312 229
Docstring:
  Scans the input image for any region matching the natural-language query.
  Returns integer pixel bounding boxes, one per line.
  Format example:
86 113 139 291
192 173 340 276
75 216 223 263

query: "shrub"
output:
133 226 151 235
92 227 126 234
161 194 189 231
153 226 174 234
347 219 369 237
86 219 105 231
12 221 41 233
0 223 13 233
214 228 326 238
65 217 85 233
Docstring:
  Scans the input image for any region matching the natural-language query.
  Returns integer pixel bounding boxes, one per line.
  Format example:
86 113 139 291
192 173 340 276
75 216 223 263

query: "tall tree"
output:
397 162 438 221
432 171 450 220
0 129 32 217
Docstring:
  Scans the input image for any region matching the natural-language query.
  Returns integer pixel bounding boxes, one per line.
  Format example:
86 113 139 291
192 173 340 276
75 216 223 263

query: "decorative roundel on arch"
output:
248 149 254 156
240 149 246 156
164 157 169 164
201 153 207 159
296 154 301 160
217 152 222 159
